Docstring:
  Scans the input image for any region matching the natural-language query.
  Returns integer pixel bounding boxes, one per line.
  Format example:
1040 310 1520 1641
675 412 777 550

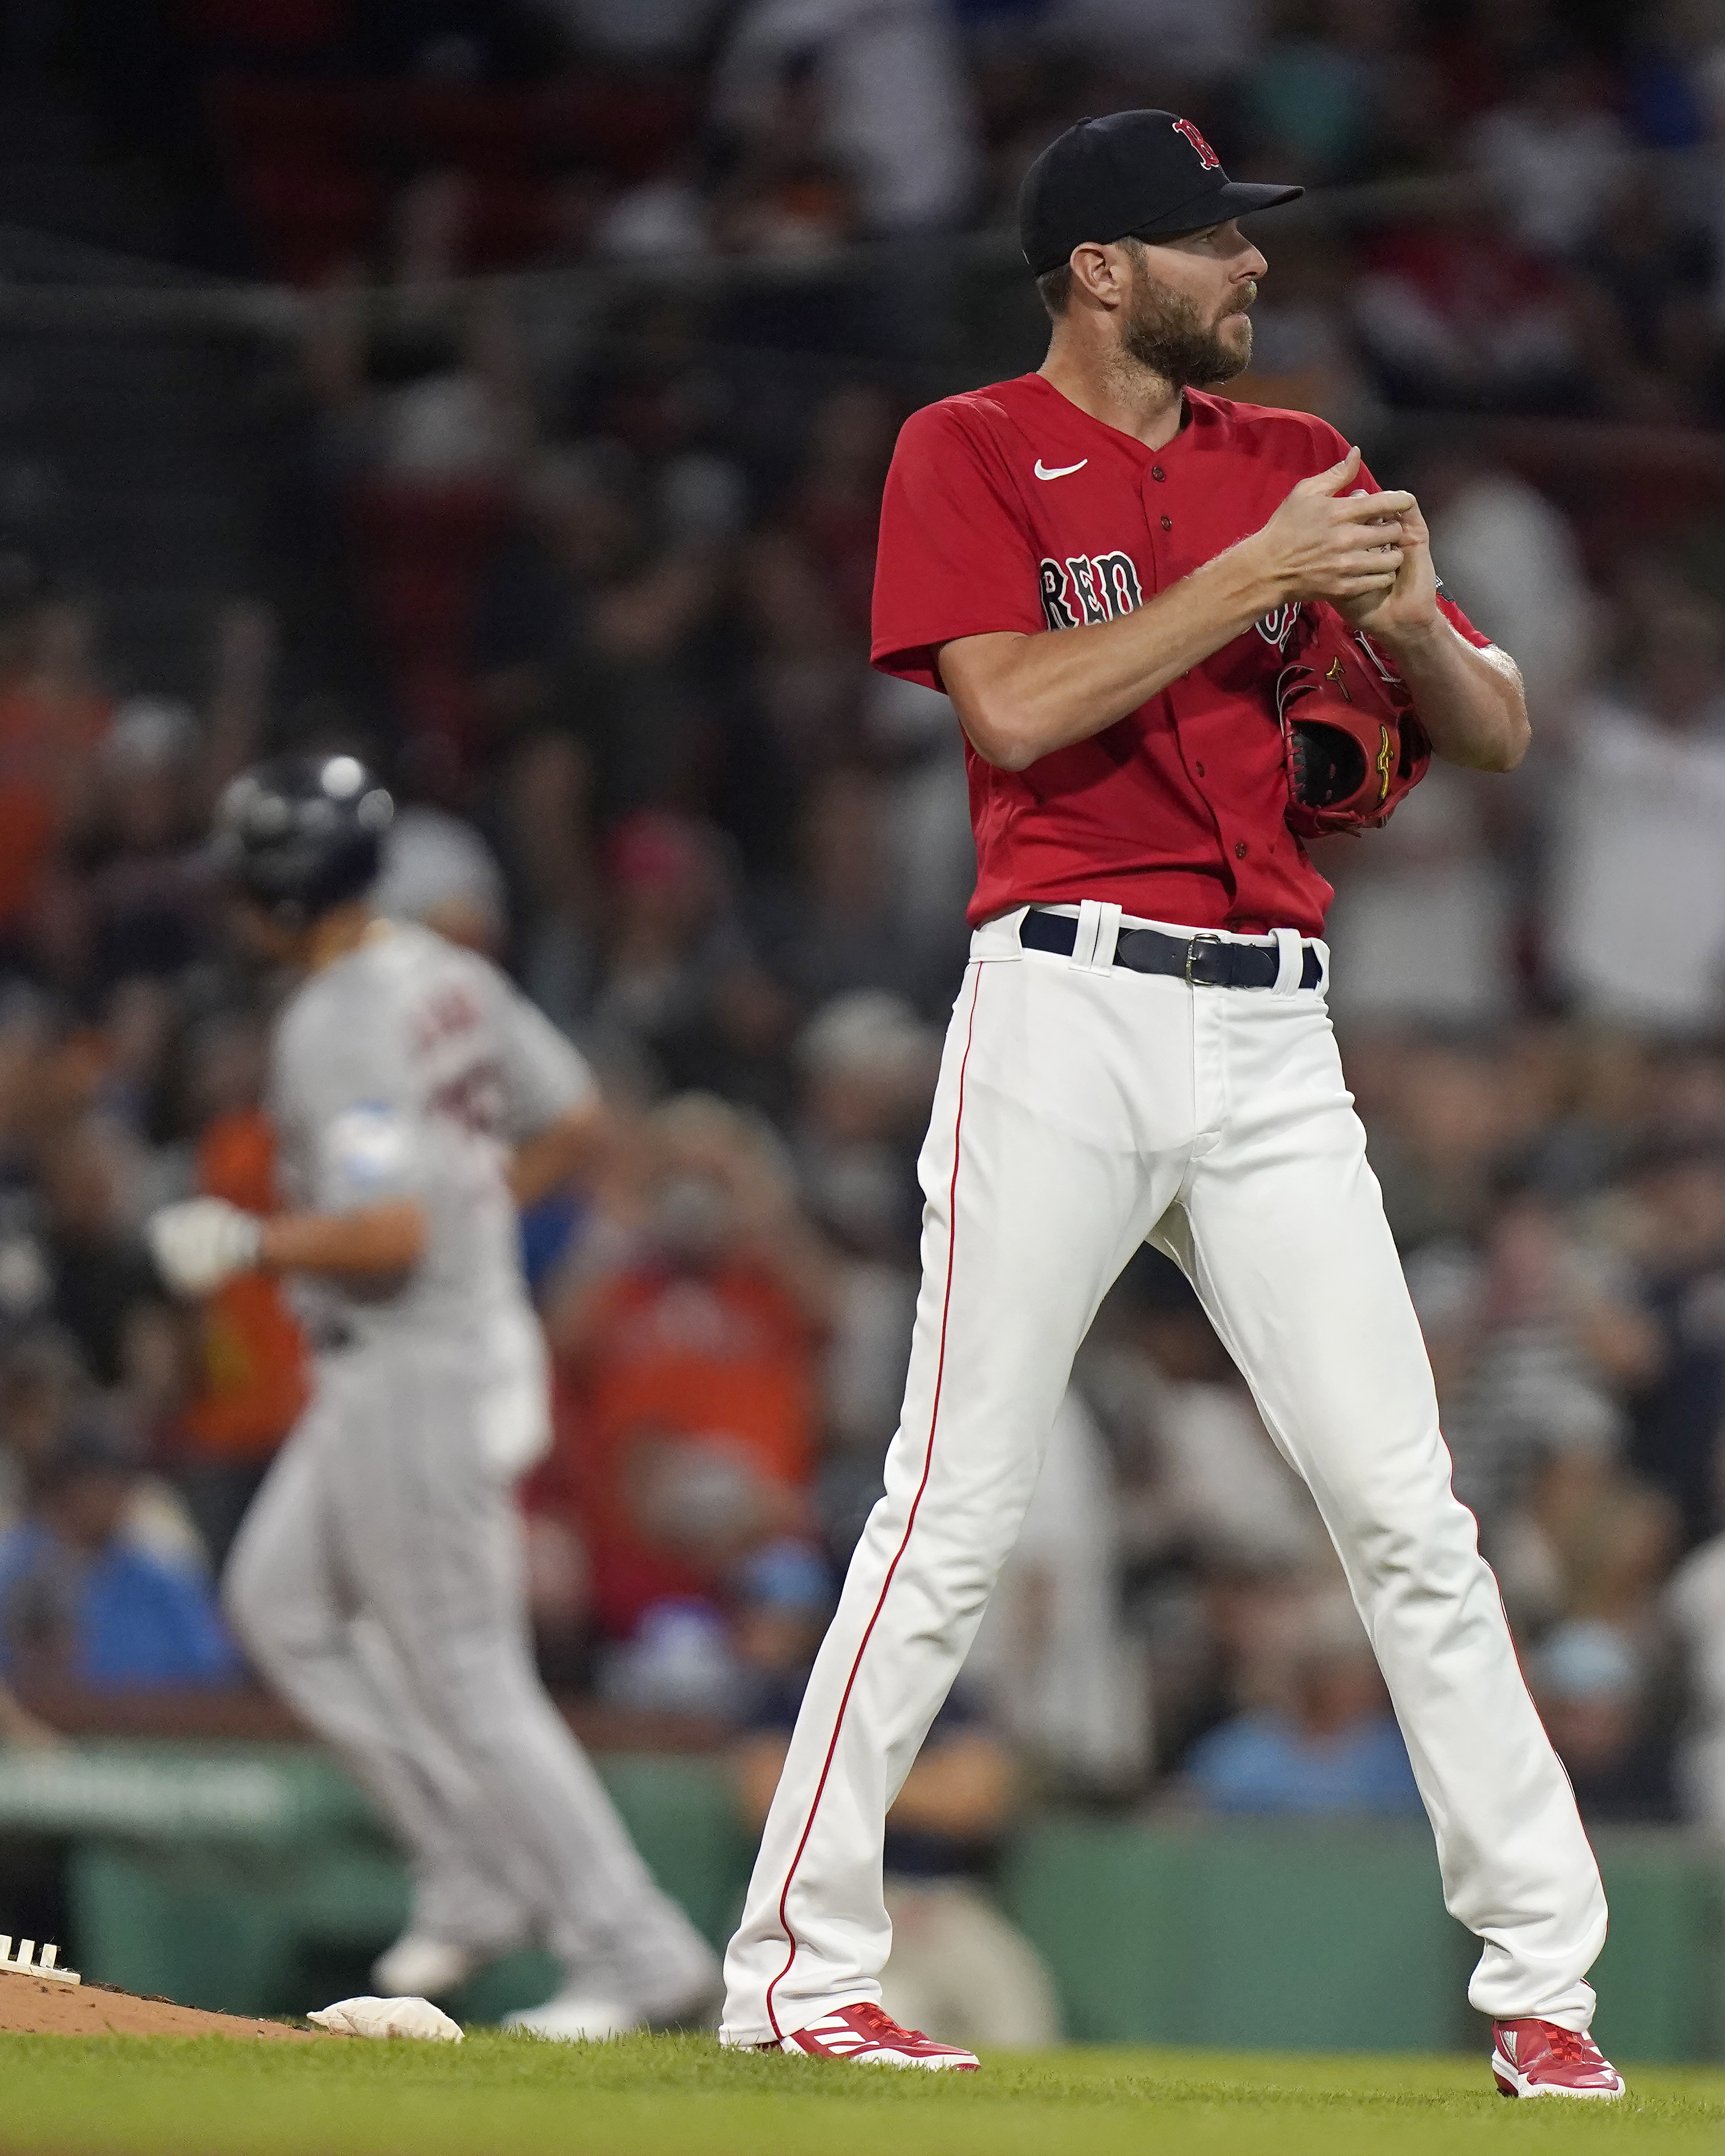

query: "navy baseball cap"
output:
1020 110 1303 277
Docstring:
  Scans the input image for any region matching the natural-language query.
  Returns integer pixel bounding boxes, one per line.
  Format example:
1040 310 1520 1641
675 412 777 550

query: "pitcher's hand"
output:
1336 495 1441 645
1248 446 1411 607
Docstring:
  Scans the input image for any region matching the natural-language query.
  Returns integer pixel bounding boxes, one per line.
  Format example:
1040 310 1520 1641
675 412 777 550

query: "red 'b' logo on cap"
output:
1171 117 1221 170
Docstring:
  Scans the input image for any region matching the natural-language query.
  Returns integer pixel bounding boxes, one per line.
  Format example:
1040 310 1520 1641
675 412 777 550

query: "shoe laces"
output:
1539 2026 1599 2066
851 2002 932 2045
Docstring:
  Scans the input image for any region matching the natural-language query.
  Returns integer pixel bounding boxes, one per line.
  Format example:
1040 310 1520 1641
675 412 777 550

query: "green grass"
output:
0 2033 1720 2156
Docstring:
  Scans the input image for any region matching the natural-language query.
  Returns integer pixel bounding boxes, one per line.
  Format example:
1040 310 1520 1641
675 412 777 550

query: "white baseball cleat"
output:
370 1934 484 2002
503 1991 641 2042
765 2002 980 2069
1491 2019 1625 2099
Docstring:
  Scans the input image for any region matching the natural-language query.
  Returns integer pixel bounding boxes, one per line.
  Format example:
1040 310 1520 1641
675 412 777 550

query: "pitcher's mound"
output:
0 1967 322 2039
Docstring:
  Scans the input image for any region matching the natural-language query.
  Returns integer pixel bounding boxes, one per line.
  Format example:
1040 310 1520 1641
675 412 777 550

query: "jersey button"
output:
1160 514 1173 531
1151 464 1166 481
1234 841 1249 859
1195 761 1205 777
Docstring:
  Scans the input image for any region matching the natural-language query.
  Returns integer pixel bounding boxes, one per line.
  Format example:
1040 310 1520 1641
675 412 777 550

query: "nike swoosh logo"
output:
1034 459 1088 480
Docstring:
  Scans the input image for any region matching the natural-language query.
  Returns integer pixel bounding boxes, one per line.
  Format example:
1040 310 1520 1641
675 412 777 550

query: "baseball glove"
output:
1273 605 1430 838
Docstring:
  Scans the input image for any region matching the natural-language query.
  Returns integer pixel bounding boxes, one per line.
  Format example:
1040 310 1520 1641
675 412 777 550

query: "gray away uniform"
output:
224 921 716 2014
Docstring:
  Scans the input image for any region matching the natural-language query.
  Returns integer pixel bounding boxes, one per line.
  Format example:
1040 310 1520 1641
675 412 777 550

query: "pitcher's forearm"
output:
1376 620 1530 772
941 539 1282 771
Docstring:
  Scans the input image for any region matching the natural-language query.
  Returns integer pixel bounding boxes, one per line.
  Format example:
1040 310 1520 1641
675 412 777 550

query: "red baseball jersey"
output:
870 372 1490 935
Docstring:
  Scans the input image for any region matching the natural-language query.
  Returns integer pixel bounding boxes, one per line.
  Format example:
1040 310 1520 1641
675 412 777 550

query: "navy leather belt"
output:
1019 908 1323 990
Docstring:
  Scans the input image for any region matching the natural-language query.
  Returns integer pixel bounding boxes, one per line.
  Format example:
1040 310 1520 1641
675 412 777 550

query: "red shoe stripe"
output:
763 965 985 2041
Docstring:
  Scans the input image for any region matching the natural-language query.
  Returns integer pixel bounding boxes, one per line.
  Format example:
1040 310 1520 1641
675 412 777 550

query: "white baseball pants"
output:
722 907 1607 2045
226 1327 718 2019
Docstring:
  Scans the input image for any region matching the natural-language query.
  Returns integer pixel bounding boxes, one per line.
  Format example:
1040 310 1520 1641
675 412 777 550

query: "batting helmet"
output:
212 753 394 926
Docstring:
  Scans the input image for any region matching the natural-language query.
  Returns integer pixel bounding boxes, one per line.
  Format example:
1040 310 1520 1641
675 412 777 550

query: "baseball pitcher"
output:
720 111 1620 2099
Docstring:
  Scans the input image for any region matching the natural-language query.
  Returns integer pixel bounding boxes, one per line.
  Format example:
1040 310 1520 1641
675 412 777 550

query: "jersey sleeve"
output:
871 401 1047 691
489 971 596 1140
1435 593 1493 649
273 1007 426 1217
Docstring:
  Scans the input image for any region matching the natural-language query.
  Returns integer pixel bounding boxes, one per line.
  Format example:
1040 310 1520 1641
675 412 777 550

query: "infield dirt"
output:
0 1967 320 2040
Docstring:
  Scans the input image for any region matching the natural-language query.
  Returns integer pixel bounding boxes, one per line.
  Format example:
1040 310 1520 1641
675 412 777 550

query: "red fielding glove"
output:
1273 602 1431 838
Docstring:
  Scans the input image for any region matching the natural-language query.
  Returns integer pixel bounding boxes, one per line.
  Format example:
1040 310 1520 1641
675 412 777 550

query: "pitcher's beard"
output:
1122 281 1252 389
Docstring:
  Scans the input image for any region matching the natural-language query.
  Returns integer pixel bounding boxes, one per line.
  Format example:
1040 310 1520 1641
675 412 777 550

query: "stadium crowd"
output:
2 0 1725 1891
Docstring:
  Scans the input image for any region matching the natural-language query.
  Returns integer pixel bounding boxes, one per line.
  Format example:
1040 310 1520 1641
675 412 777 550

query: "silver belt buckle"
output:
1185 932 1223 985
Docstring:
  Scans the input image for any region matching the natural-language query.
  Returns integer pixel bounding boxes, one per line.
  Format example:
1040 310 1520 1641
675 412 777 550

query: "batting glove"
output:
146 1197 265 1298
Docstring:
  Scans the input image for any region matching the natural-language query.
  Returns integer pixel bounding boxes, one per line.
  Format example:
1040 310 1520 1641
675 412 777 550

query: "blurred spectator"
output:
791 990 934 1261
711 71 862 263
472 441 729 833
756 771 923 1012
33 1114 174 1400
968 1389 1152 1793
1614 1139 1725 1545
1414 447 1595 722
0 1329 206 1581
597 1533 832 1719
1466 48 1629 261
1351 217 1588 413
1507 1023 1655 1202
0 1415 238 1693
74 698 215 991
1513 1451 1677 1644
1405 1182 1658 1577
735 1672 1062 2047
0 576 110 977
1666 1465 1725 1835
788 990 934 1555
1545 595 1725 1030
740 384 897 782
1237 0 1402 186
1083 1251 1326 1576
577 813 794 1107
1528 1618 1676 1823
304 170 528 483
712 0 982 236
1080 1253 1336 1775
596 160 715 263
1181 1595 1424 1816
1577 166 1715 423
1321 767 1519 1028
731 1534 834 1710
774 383 895 643
375 799 509 956
868 671 976 1001
172 1053 309 1572
1233 230 1382 436
598 1595 749 1718
542 1093 836 1638
1348 1036 1524 1251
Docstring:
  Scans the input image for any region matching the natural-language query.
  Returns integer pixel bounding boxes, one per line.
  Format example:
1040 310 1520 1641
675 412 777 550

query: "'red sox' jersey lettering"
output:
1040 551 1145 629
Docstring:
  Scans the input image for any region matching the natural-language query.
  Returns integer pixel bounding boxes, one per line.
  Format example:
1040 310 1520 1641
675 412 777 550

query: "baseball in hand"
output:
146 1197 265 1297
